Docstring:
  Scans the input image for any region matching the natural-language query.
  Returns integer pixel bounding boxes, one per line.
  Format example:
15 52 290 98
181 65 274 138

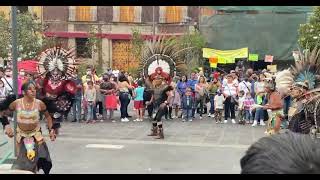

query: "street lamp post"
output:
11 6 18 157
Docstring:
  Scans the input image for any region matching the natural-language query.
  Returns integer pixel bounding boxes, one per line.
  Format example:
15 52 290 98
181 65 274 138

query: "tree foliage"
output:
87 26 101 55
129 28 145 78
131 28 145 60
0 12 10 60
0 11 56 60
298 6 320 50
172 29 207 71
86 25 104 69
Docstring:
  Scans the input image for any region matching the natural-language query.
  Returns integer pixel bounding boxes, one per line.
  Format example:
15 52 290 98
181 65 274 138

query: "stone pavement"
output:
0 106 267 174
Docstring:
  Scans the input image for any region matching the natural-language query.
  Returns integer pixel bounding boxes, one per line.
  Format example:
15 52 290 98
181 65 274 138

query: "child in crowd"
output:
0 79 7 102
181 87 194 122
169 83 181 119
84 81 96 123
243 92 255 124
238 90 246 125
133 80 145 122
214 89 225 123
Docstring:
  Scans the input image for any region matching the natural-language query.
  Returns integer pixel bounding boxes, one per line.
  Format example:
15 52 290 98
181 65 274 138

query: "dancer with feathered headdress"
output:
275 46 320 138
141 36 188 139
37 46 80 135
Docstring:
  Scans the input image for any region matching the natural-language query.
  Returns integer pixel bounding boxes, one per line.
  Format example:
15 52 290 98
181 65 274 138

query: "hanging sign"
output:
248 54 259 61
265 55 274 63
203 47 248 60
209 57 218 64
210 63 217 68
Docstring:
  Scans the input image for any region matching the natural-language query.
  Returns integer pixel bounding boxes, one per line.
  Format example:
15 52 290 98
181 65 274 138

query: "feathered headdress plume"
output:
37 46 82 78
139 36 189 78
275 46 320 98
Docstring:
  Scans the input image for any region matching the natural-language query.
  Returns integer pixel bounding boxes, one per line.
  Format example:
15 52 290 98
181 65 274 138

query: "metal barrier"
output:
0 140 13 165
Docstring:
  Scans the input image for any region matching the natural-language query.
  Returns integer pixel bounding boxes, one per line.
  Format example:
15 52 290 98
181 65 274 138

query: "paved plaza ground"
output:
0 112 266 174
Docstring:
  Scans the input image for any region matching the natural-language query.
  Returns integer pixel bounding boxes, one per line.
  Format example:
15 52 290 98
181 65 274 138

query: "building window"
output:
17 6 28 14
113 6 141 23
69 6 97 22
76 6 92 21
120 6 135 22
165 6 182 23
76 38 92 58
159 6 187 23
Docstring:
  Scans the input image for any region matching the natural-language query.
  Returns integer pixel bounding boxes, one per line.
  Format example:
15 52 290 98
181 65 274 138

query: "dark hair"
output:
198 75 206 83
102 73 110 81
181 75 188 82
240 132 320 174
118 73 128 83
0 67 4 72
239 90 245 95
163 85 174 94
87 81 93 86
137 80 143 87
21 81 36 93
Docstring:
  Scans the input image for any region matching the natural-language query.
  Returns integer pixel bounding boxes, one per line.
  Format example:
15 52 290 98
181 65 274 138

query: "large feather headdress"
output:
275 46 320 97
139 36 188 78
38 46 80 78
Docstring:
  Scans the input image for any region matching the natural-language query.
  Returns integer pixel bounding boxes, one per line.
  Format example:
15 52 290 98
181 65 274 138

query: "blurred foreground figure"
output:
240 132 320 174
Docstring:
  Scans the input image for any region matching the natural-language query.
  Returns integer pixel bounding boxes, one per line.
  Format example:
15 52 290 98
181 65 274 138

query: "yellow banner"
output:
203 48 249 60
210 63 217 68
218 56 227 64
226 57 235 64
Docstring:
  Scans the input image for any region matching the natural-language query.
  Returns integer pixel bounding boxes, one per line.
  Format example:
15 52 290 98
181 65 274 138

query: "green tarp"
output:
200 9 311 60
208 6 313 13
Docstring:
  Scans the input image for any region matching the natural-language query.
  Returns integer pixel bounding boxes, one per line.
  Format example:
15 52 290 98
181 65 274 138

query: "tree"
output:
173 29 207 72
0 12 10 60
0 11 55 60
298 6 320 50
131 28 145 60
86 25 103 73
130 28 145 78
